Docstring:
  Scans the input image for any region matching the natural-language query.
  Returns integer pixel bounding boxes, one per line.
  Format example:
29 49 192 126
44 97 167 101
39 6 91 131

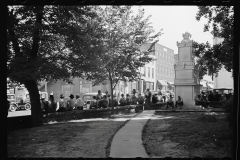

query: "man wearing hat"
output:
75 94 84 110
67 94 75 111
57 94 67 112
40 94 49 113
49 93 57 113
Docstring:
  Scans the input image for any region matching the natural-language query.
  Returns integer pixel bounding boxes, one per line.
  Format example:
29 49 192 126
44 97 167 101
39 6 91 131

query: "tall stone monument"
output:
174 32 201 109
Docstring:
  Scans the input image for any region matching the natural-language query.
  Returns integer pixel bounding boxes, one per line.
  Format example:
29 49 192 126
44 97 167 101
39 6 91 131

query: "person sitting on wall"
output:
75 94 84 110
119 94 127 106
166 94 174 110
214 91 221 101
67 94 75 111
126 94 131 105
90 96 98 108
152 94 158 104
145 88 152 104
137 93 144 105
195 94 201 105
130 93 138 105
49 94 57 113
41 95 49 113
98 95 109 108
175 96 184 109
208 91 214 101
157 91 163 102
201 94 209 108
57 94 67 112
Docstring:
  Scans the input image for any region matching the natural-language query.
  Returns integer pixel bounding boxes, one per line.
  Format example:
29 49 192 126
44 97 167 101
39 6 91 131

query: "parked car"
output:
82 92 106 110
7 93 31 112
7 94 18 112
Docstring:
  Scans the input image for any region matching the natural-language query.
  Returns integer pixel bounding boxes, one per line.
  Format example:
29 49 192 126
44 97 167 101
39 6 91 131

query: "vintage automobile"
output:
7 93 31 112
7 94 18 112
82 92 106 110
7 91 48 112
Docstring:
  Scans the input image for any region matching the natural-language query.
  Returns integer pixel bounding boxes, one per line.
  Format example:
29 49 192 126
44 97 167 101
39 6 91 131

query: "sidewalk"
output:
109 110 155 158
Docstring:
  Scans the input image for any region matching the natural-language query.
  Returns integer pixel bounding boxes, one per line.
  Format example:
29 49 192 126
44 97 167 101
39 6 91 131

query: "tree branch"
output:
30 5 44 60
6 6 21 57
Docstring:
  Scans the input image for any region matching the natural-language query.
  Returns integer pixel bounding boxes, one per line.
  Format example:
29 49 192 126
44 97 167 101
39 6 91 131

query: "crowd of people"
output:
195 90 233 108
39 88 186 114
40 93 85 113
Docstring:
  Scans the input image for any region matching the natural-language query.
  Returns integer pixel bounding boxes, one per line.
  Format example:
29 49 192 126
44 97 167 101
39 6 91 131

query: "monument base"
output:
181 100 201 110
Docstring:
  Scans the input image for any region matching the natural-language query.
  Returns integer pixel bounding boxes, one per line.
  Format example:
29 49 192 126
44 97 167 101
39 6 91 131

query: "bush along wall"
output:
42 105 137 123
222 97 233 129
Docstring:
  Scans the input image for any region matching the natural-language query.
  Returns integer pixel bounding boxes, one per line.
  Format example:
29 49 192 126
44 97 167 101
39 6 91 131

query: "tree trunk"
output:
109 72 114 115
24 79 43 127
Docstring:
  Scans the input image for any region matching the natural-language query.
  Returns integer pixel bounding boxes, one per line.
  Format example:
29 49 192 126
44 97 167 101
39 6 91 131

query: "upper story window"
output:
148 67 150 77
152 68 154 78
144 67 146 77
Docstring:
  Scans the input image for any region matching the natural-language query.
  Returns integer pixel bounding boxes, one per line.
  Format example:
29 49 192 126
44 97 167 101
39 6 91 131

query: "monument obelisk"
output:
174 32 201 109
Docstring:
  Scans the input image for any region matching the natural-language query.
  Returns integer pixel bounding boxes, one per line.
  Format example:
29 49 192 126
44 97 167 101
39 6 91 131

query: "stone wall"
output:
144 102 167 110
43 105 138 123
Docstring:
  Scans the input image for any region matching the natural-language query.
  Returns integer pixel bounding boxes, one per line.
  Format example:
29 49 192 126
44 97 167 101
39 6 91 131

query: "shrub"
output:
222 96 233 129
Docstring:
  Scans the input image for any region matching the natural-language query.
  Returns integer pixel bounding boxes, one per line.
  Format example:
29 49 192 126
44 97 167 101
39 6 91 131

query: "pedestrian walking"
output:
96 90 102 107
67 94 75 111
75 94 84 110
57 94 67 112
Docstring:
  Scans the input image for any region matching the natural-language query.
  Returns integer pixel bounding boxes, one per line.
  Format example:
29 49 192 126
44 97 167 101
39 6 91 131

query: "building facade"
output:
38 43 175 99
154 43 175 92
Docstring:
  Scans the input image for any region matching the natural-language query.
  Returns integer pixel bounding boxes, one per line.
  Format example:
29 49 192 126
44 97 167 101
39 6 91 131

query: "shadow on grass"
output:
142 111 233 158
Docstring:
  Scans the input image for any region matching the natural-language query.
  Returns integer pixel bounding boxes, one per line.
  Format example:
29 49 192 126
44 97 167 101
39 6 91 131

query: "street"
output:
8 110 31 117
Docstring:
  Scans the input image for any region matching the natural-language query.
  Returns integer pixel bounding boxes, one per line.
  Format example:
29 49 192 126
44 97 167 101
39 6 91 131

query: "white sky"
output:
132 5 214 54
132 5 213 82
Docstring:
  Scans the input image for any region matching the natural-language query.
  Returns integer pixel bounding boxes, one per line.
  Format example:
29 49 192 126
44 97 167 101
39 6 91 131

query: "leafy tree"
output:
87 6 162 113
193 41 222 80
195 6 234 77
7 5 103 126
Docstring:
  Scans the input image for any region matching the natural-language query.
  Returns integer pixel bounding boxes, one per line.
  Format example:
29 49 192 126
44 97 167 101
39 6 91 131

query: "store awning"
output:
157 80 168 86
168 82 174 85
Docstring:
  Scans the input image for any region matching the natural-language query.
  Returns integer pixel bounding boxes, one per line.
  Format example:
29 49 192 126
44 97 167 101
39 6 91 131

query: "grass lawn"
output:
142 111 233 158
7 112 139 158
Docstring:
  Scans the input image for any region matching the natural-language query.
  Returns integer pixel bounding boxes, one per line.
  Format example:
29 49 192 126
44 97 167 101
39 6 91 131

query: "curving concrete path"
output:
109 110 155 158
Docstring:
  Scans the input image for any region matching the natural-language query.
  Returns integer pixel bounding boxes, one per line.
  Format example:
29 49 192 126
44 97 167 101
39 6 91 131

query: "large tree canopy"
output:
85 6 162 112
194 6 234 78
7 5 103 126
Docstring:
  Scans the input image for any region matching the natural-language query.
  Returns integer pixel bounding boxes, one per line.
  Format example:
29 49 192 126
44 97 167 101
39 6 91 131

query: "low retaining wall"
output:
195 101 223 108
144 102 167 110
43 105 137 123
8 105 138 131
